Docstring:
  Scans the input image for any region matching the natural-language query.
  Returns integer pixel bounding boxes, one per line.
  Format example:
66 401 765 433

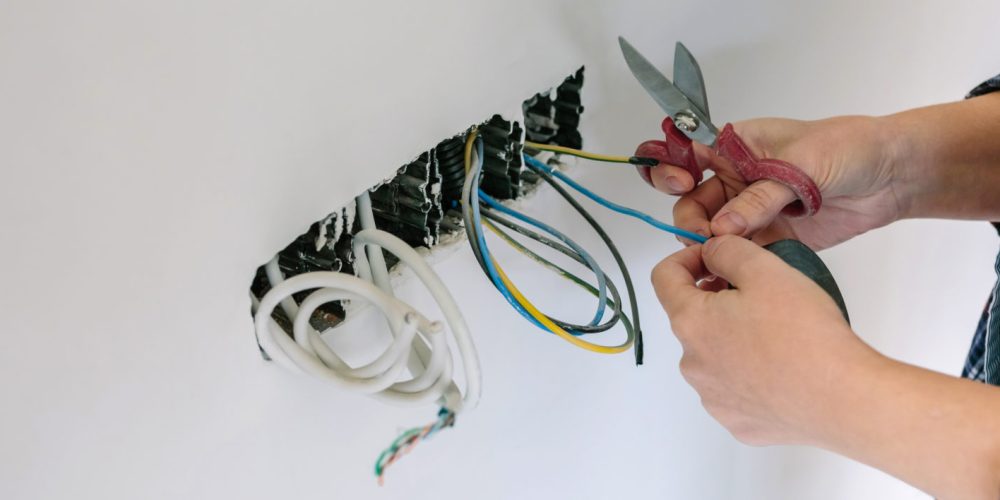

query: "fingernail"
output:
715 212 747 235
676 228 708 247
665 176 685 192
703 236 720 254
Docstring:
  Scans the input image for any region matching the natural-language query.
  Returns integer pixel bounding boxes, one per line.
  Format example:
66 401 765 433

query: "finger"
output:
700 235 784 288
673 176 726 245
650 244 711 318
647 141 720 195
697 275 728 292
750 218 799 247
709 180 797 237
648 163 697 195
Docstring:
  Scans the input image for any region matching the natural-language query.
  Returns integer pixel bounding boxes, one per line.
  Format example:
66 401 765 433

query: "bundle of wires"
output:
462 134 712 363
521 143 708 244
374 408 455 485
252 192 481 485
462 131 642 361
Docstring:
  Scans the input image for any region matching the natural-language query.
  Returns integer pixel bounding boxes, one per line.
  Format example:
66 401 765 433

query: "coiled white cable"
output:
253 193 481 413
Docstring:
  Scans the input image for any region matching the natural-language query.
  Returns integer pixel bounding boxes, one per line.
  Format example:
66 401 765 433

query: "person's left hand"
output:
651 235 881 445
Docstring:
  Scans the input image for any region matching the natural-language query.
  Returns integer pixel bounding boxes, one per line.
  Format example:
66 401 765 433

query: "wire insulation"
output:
483 210 634 338
523 155 709 244
481 209 623 334
462 131 633 354
521 163 646 364
254 197 483 483
524 140 656 166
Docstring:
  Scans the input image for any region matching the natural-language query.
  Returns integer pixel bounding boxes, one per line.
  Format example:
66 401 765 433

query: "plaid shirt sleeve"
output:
962 73 1000 385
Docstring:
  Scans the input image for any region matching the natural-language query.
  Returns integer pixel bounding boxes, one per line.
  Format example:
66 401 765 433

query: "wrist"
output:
878 93 1000 220
799 335 896 450
875 112 923 220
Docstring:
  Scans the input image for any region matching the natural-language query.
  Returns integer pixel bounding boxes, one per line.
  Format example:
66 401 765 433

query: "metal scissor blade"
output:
673 42 710 123
618 36 717 145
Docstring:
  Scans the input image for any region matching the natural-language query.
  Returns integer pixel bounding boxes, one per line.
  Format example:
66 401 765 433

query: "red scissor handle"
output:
634 117 822 217
635 118 703 186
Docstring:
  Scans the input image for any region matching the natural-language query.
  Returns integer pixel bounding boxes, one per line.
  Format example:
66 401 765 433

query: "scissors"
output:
619 37 849 321
618 37 822 217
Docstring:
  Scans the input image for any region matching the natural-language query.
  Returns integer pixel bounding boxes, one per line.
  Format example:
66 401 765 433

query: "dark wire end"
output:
628 156 659 167
635 328 643 366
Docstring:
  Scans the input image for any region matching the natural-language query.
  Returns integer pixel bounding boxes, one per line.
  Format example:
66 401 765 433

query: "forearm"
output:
814 349 1000 499
886 92 1000 220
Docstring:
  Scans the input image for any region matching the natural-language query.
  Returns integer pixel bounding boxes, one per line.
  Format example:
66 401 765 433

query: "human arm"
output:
891 91 1000 220
652 235 1000 499
643 92 1000 249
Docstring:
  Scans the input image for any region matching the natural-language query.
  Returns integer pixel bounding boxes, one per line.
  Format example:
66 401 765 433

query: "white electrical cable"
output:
252 193 481 413
355 192 434 381
354 191 393 293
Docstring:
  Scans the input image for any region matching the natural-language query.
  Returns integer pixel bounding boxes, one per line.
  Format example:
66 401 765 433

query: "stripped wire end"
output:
375 409 456 485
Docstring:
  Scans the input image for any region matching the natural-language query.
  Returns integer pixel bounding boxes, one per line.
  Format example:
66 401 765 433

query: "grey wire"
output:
481 210 626 334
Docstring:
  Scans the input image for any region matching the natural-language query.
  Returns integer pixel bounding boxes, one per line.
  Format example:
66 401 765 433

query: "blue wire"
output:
477 191 608 327
469 139 610 335
523 155 710 244
468 141 549 331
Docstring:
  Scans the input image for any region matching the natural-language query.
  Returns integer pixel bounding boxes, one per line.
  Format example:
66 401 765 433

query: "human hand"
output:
639 116 905 250
651 235 882 445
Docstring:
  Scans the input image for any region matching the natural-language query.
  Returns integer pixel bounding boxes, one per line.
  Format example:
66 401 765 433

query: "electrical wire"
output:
253 193 482 484
515 166 646 365
524 140 659 166
481 207 623 335
523 154 709 244
482 209 634 338
478 190 609 327
356 191 434 384
484 212 597 293
374 408 455 485
462 130 633 355
255 266 452 403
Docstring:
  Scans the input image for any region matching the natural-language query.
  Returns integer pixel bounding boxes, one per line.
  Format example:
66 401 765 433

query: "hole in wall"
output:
249 67 585 356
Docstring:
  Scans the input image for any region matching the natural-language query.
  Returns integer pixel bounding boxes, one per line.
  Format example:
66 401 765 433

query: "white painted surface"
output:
2 1 998 499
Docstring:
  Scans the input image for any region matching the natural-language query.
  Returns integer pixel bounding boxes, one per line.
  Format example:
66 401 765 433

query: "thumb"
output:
701 235 784 288
710 179 797 237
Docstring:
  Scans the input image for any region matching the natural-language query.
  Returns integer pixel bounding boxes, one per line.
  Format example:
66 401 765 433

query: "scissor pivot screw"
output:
674 110 700 132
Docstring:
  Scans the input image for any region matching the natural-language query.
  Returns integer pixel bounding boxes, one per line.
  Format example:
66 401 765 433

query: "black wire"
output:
529 162 645 365
629 156 660 167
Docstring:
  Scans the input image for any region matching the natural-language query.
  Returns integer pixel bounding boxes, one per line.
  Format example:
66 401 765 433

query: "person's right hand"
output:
643 116 905 250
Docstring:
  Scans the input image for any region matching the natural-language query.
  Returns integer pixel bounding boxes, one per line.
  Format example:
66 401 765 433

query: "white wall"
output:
2 1 998 499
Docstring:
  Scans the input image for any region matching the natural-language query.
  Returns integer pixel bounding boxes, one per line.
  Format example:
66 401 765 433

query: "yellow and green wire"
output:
524 140 658 166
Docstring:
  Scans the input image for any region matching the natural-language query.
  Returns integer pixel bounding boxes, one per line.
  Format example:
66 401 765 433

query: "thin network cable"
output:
374 408 455 485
